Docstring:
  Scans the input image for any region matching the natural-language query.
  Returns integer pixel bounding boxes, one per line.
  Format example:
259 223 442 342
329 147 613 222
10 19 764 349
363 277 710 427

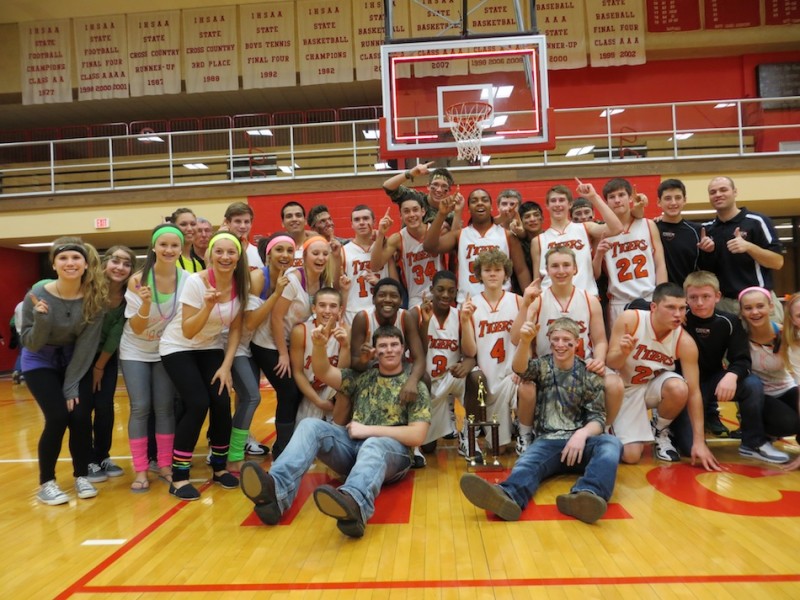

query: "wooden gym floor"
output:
2 375 799 599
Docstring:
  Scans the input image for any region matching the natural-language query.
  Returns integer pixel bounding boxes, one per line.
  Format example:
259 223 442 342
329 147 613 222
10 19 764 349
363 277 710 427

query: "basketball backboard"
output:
380 35 551 160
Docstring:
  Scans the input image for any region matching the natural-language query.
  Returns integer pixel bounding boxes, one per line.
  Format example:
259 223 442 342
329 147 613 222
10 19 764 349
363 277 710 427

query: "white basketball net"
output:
445 102 493 162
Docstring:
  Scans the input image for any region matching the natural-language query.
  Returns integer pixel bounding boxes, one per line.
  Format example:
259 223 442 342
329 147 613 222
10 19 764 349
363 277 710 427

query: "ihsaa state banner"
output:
19 19 72 105
74 15 130 100
182 6 239 93
127 11 182 97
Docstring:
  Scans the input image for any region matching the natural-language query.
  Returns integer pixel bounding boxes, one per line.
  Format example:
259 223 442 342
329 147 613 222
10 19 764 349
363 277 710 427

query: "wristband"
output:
136 308 149 318
404 169 414 181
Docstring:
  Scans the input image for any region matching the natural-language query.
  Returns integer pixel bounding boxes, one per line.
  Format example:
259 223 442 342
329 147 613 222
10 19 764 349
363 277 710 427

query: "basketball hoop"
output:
445 101 493 162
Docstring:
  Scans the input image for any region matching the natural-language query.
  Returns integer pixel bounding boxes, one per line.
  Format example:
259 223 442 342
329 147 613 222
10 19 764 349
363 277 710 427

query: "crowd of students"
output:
16 169 800 538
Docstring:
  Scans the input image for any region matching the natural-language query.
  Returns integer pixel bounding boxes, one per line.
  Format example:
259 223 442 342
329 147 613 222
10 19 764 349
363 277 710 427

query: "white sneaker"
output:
457 427 484 464
37 480 69 505
652 420 680 462
245 434 267 456
75 476 98 499
739 442 790 464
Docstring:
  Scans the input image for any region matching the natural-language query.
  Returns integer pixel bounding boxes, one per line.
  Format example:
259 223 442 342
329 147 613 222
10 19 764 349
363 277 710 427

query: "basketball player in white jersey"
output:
371 198 444 309
289 288 350 423
511 246 624 454
340 205 391 325
411 270 475 449
423 189 531 305
460 249 523 455
531 182 623 297
280 201 309 268
606 283 720 470
349 278 426 402
592 178 667 323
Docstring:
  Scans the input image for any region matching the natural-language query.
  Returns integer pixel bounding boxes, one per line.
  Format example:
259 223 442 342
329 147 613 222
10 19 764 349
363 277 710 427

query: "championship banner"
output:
74 15 129 100
240 2 296 89
645 0 701 32
703 0 760 29
536 0 588 70
297 1 354 85
469 0 529 74
183 6 239 93
765 0 800 26
19 19 72 105
409 0 468 77
127 11 181 97
587 0 646 67
353 0 410 81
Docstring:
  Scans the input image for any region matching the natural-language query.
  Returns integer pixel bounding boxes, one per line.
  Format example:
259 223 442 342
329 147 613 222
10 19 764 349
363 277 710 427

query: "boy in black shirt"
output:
670 272 789 463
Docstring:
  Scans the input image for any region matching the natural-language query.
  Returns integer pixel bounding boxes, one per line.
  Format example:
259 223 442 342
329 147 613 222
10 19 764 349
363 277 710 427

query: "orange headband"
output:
302 235 330 252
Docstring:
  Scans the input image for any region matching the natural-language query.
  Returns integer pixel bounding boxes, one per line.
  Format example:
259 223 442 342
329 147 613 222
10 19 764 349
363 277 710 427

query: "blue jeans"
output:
269 419 412 522
499 434 623 509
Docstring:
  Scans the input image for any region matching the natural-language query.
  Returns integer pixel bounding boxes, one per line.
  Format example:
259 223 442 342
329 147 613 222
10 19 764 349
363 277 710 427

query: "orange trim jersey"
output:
533 287 594 360
603 218 658 304
423 307 461 382
471 291 520 393
456 224 511 304
399 226 443 309
620 310 682 387
536 222 598 296
342 241 389 324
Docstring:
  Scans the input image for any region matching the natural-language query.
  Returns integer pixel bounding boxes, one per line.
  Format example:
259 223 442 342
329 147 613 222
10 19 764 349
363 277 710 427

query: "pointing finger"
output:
384 206 391 219
733 227 741 238
29 293 40 304
202 275 213 289
574 177 583 187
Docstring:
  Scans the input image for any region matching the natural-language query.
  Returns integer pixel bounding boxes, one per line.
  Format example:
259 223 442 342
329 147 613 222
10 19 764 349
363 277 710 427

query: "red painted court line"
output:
75 573 800 594
56 432 277 599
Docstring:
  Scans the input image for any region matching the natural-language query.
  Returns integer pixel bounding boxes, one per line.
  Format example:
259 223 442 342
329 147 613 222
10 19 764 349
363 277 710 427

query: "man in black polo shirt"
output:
656 179 715 285
703 176 784 321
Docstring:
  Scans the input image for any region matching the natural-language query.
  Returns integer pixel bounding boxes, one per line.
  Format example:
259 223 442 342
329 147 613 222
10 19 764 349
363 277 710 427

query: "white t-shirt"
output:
245 242 264 270
120 269 189 362
251 269 312 350
159 273 241 355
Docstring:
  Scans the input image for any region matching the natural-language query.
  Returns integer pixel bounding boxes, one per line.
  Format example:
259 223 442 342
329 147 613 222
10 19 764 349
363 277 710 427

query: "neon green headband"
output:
152 225 185 246
208 232 242 254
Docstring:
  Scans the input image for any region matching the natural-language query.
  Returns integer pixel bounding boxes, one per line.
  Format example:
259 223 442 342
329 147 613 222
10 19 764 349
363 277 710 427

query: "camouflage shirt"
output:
520 355 606 440
339 367 431 431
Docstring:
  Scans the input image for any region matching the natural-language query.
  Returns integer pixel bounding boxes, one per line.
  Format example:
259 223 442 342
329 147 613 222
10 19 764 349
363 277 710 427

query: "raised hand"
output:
136 284 152 304
274 267 290 294
519 320 540 344
697 227 715 253
338 273 352 294
311 317 336 346
29 293 49 314
632 186 648 210
726 227 749 254
460 292 476 321
595 232 612 256
619 323 639 355
574 177 597 198
523 278 542 304
378 207 393 235
332 317 349 348
509 209 525 238
202 275 221 307
419 291 433 322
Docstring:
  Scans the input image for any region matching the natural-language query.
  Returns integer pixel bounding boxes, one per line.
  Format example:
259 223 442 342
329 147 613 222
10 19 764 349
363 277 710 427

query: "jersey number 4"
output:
490 338 506 363
616 254 649 282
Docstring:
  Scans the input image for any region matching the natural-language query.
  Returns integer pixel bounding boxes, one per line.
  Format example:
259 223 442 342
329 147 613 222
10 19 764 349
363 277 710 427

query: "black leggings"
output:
78 353 119 463
764 387 800 439
250 344 300 424
161 350 232 481
25 367 93 484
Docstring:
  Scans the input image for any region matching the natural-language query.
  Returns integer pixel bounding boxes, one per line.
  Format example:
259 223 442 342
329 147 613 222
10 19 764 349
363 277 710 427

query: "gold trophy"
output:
465 380 502 469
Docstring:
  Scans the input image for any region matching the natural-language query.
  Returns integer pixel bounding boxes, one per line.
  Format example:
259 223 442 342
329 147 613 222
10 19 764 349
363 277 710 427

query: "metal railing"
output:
0 97 798 198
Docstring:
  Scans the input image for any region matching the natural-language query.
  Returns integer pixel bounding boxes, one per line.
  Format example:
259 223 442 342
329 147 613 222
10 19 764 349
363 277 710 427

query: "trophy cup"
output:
465 379 502 470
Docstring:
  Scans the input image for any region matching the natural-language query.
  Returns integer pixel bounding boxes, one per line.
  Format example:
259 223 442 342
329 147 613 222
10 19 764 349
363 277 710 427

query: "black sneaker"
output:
313 484 365 538
240 462 281 525
212 471 239 489
411 447 426 468
705 416 730 438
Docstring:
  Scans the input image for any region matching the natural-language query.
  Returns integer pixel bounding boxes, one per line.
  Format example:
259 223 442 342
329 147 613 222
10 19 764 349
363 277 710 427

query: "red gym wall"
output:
248 175 663 238
0 248 40 371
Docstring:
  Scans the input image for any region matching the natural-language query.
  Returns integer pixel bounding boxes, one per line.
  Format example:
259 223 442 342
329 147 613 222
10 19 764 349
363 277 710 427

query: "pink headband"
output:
738 286 771 303
266 235 296 256
302 235 330 252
